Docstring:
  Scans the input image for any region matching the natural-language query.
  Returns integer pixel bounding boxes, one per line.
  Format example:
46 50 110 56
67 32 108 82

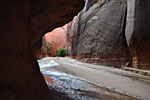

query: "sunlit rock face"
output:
0 0 84 100
45 16 78 56
45 25 67 56
126 0 150 70
72 0 131 66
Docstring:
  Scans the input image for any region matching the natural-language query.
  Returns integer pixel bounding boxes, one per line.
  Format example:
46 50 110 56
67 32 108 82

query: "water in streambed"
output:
38 57 140 100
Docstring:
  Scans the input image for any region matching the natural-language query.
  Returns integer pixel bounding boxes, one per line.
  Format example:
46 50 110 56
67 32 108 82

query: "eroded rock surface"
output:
66 16 78 55
72 0 130 66
0 0 84 100
70 0 150 70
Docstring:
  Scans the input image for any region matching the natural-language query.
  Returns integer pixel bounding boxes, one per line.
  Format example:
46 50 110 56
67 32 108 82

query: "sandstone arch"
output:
0 0 84 100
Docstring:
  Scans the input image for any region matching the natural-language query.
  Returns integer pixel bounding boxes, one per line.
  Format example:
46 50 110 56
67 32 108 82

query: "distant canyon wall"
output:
70 0 150 69
45 25 68 56
44 17 78 57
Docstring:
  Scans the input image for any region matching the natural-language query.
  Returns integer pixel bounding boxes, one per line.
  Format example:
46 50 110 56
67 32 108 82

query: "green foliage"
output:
59 48 67 57
56 48 67 57
47 44 51 50
56 50 60 56
47 43 51 56
48 51 51 56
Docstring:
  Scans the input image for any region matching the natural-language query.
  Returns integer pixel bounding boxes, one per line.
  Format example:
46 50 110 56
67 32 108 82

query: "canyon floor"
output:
38 57 150 100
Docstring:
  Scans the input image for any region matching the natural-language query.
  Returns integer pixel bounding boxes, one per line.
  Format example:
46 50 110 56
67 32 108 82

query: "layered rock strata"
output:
70 0 150 70
72 0 131 66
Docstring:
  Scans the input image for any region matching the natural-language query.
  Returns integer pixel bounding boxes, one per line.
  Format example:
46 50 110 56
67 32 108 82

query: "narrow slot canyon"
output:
0 0 150 100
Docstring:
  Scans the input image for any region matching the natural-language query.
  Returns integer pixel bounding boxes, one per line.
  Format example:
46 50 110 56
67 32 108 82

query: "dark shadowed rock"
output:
33 36 47 59
0 0 84 100
126 0 150 70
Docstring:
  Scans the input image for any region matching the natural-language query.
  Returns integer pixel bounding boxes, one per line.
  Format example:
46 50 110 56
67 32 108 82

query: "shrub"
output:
56 48 67 57
47 51 51 56
47 43 51 56
56 50 60 56
59 48 67 57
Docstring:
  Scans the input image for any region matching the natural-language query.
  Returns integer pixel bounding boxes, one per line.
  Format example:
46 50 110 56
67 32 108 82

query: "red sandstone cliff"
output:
45 25 67 56
45 17 78 56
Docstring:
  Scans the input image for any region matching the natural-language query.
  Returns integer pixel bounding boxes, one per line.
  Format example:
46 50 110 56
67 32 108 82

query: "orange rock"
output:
44 76 65 88
45 25 67 56
44 76 55 86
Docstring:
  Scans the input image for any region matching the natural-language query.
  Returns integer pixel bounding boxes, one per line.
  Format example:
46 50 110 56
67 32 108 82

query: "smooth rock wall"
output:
72 0 130 66
126 0 150 70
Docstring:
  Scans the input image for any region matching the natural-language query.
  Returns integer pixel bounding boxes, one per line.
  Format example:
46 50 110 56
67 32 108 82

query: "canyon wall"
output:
45 25 68 56
45 17 78 57
66 17 78 55
71 0 150 69
72 0 131 66
126 0 150 70
0 0 84 100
